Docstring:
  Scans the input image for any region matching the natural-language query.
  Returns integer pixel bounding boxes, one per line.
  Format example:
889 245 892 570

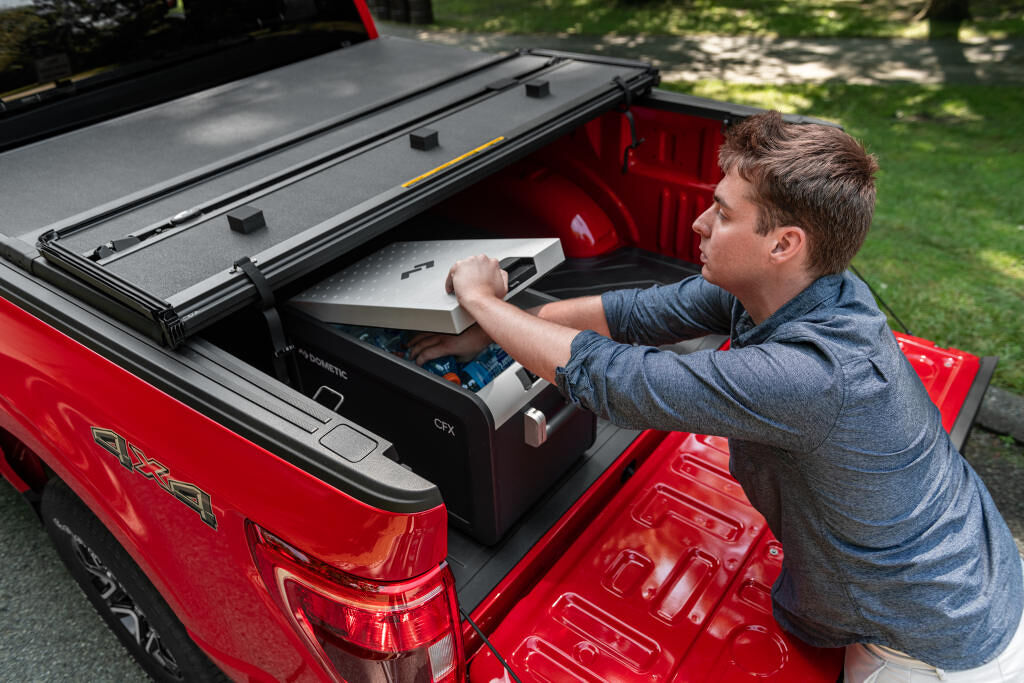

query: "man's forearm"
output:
407 293 610 367
531 295 611 338
461 296 581 384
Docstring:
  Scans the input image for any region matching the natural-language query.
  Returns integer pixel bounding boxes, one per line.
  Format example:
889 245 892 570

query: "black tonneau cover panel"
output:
14 37 657 347
5 38 499 239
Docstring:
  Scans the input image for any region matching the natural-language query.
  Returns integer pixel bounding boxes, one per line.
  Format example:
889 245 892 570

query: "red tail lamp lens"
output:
246 522 464 682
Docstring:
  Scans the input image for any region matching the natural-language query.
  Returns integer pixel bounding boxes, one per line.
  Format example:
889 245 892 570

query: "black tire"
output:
41 479 227 683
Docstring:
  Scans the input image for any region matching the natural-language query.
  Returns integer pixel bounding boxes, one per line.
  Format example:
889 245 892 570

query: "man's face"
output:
691 168 777 296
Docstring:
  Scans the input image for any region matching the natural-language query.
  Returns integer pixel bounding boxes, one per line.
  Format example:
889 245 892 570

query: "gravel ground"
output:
0 484 148 682
1 427 1021 681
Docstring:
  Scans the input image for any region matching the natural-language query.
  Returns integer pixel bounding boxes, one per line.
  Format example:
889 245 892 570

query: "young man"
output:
408 111 1024 681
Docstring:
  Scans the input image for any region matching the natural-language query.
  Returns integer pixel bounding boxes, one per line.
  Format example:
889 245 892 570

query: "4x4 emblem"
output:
91 427 217 529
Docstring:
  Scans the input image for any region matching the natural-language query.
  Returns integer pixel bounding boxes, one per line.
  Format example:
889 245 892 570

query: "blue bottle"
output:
364 328 409 357
473 344 514 378
459 361 492 392
459 344 514 391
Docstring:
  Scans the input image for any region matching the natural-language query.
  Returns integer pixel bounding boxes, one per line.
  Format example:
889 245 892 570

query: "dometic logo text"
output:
296 347 348 380
91 427 217 529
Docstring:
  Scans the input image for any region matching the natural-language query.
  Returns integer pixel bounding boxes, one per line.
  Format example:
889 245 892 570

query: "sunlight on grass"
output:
667 81 818 115
939 99 982 121
431 0 1023 38
978 249 1024 285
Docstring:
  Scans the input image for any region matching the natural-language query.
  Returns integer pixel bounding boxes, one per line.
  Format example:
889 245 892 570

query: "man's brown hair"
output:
718 111 879 276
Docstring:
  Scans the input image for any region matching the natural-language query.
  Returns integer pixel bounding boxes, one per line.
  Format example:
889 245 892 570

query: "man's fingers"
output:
408 335 442 363
445 254 505 300
413 345 443 365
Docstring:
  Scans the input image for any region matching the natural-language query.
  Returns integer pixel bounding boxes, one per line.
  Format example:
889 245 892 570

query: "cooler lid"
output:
289 238 564 333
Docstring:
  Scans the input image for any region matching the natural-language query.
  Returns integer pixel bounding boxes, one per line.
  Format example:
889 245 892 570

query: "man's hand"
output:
445 254 508 307
432 253 605 384
405 254 505 366
408 325 491 365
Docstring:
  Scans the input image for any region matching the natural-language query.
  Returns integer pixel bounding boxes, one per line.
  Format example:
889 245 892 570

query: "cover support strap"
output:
233 256 294 385
613 76 645 174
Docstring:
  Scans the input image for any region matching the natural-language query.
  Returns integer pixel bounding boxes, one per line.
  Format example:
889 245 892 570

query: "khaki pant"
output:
845 560 1024 682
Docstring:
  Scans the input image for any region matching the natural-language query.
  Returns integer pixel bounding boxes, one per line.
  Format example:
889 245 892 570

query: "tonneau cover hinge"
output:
0 235 40 271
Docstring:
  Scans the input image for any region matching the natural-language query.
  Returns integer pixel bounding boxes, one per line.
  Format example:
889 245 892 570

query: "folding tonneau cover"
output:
3 37 658 347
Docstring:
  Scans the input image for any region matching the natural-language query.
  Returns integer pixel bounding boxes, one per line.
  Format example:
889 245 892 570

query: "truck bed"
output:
470 428 847 682
449 420 640 610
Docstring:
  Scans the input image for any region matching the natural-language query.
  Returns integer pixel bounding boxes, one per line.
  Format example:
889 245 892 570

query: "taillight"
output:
246 521 465 682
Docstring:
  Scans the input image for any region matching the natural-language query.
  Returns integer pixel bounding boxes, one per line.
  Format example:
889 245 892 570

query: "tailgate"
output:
468 336 995 682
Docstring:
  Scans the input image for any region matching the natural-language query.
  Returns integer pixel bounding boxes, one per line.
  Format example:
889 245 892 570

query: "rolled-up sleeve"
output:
602 275 734 346
555 330 842 452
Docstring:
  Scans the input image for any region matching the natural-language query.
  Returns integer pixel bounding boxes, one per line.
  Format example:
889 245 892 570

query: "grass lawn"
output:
660 81 1024 394
431 0 1024 39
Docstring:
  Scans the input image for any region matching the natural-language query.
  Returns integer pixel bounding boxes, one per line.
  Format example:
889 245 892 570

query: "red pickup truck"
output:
0 2 994 681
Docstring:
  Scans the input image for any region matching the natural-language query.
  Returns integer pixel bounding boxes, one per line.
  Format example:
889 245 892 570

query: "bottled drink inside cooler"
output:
330 322 515 392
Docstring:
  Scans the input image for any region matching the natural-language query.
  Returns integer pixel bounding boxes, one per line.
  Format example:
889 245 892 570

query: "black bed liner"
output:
7 37 658 348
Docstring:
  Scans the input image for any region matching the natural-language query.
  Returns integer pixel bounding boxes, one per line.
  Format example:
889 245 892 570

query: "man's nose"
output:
693 206 713 237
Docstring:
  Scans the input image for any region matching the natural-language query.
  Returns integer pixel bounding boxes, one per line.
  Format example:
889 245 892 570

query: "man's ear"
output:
769 226 807 264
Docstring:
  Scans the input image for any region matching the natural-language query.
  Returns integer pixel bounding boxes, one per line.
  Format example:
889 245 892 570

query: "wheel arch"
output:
40 477 229 681
0 426 54 514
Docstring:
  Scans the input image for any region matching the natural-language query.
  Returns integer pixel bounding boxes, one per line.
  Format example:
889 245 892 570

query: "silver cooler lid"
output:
290 238 564 333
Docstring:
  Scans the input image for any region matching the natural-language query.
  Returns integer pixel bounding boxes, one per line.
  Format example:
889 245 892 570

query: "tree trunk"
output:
408 0 434 24
915 0 971 22
389 0 409 23
915 0 971 40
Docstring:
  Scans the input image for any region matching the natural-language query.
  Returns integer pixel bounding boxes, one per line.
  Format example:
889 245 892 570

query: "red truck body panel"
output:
0 294 446 680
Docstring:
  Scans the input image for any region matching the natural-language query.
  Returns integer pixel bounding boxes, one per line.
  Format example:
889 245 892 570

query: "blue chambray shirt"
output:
554 271 1023 669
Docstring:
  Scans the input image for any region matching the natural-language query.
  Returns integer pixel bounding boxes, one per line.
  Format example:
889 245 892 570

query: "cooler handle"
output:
523 402 578 448
499 256 538 291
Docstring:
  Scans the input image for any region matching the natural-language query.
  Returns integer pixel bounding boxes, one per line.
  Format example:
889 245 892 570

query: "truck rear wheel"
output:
41 479 226 682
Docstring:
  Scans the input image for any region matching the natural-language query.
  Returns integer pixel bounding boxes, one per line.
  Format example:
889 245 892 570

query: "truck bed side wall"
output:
0 271 447 680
